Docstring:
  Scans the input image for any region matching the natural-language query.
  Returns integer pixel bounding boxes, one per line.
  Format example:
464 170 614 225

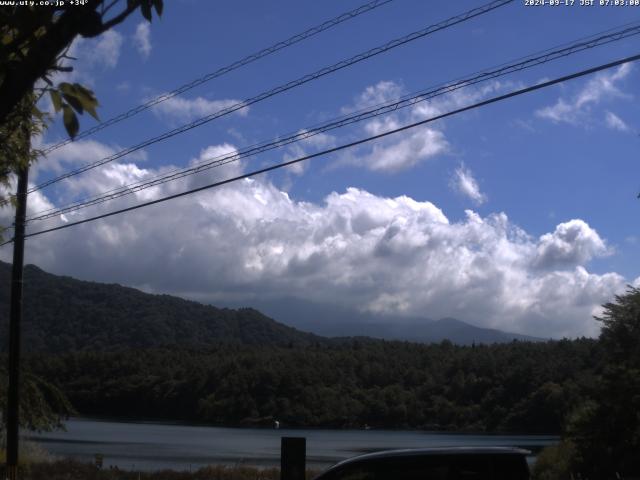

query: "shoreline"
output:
57 415 563 437
24 417 558 472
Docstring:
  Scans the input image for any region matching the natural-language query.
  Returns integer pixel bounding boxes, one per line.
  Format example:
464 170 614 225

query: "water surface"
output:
27 418 558 471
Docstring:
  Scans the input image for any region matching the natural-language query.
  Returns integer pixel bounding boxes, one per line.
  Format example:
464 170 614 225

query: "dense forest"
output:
25 338 601 433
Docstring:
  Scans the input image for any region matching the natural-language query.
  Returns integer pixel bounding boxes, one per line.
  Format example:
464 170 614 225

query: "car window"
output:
325 456 466 480
448 455 491 479
490 455 529 480
320 454 529 480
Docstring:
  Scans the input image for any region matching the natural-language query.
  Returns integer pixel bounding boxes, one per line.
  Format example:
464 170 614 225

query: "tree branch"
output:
101 0 122 17
95 1 140 35
0 1 143 124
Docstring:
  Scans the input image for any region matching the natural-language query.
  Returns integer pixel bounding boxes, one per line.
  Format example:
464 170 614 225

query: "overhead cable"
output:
3 52 636 246
26 22 640 222
42 0 395 155
30 0 514 193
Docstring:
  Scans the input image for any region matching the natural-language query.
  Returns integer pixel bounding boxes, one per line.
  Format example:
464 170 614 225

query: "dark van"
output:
314 447 530 480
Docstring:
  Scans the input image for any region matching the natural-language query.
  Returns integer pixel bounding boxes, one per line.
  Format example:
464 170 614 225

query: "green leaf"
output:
33 107 50 126
72 84 99 120
57 82 100 120
152 0 163 16
62 104 79 139
140 1 152 22
62 92 83 115
58 82 74 96
49 90 62 112
73 84 98 102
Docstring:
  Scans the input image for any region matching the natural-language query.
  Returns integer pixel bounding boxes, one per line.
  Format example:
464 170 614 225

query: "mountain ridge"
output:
0 261 541 351
0 261 321 352
240 296 543 344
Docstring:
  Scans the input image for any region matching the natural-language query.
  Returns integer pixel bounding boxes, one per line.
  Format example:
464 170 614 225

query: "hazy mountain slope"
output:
0 262 542 352
425 317 543 344
245 297 544 344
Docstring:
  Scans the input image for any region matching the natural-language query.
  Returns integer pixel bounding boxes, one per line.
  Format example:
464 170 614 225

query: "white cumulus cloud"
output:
283 130 336 177
533 219 609 270
338 81 448 172
133 22 152 59
151 95 249 124
0 142 628 340
337 79 511 173
356 125 447 172
341 80 405 114
536 63 632 126
45 30 124 87
91 30 124 69
604 111 631 132
450 165 487 205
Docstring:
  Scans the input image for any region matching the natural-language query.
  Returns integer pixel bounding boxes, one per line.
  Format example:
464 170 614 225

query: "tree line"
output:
3 287 640 478
24 337 601 433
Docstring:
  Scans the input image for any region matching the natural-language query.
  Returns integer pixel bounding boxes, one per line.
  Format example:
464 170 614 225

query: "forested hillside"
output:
0 261 605 435
0 262 320 351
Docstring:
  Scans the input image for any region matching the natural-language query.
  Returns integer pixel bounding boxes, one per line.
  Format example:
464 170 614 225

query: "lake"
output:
26 418 558 471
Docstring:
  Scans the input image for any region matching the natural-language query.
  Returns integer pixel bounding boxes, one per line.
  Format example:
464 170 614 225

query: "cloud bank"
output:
1 140 628 339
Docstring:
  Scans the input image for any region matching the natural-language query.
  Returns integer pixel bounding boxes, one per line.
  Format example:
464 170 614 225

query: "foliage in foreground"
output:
530 440 576 480
0 459 293 480
0 1 163 130
0 367 74 433
532 287 640 479
0 439 51 467
0 1 163 219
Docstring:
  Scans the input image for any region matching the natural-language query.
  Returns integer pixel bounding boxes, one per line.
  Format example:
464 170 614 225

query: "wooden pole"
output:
6 165 29 480
281 437 306 480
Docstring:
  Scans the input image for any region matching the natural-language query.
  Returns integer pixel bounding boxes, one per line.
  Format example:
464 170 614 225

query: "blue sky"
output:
3 0 640 338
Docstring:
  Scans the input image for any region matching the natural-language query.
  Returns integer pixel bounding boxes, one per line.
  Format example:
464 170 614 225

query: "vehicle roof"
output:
326 447 531 471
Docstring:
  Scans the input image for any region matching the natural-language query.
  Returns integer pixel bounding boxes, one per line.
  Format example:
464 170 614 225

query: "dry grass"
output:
0 459 320 480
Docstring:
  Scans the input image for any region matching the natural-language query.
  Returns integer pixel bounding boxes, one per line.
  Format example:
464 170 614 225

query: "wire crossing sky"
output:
8 51 638 243
41 0 395 155
24 22 640 223
31 0 514 193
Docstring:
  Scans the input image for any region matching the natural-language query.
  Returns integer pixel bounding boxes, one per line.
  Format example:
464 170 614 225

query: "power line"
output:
25 22 640 222
26 22 640 220
41 0 395 155
4 52 637 246
30 0 514 194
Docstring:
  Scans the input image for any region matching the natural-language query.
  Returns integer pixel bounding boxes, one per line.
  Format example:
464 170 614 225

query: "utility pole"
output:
5 165 29 480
